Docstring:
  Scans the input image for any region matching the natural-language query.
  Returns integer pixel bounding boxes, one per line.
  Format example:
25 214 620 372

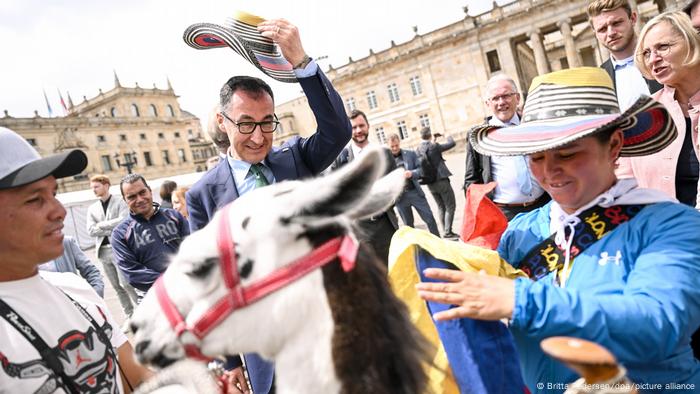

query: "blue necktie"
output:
515 156 532 195
248 163 270 188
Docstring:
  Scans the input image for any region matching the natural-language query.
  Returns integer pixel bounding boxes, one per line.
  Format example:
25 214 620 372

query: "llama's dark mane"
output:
320 242 430 394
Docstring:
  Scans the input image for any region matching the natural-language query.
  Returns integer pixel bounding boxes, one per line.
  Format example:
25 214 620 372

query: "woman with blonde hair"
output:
172 186 190 219
617 11 700 208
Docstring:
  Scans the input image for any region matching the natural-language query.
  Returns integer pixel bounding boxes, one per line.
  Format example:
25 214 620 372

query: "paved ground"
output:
98 149 469 327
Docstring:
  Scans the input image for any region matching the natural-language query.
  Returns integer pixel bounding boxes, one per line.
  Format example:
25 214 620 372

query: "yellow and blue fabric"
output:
389 227 528 394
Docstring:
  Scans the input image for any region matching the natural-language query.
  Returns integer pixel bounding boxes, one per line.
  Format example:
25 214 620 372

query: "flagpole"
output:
43 89 53 118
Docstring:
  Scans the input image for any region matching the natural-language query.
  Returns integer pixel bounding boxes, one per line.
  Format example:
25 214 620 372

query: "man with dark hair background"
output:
331 109 399 261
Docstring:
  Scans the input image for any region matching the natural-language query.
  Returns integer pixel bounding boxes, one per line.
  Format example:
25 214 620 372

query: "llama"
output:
130 147 430 394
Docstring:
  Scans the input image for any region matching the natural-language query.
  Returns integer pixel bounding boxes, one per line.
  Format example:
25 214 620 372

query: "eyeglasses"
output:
638 41 679 63
220 112 280 134
488 92 518 102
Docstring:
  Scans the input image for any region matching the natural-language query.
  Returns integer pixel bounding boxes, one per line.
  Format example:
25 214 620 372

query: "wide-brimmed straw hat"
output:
183 11 297 83
469 67 676 157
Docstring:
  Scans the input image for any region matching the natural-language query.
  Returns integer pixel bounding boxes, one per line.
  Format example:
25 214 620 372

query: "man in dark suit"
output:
417 127 458 239
387 133 439 236
587 0 662 110
330 109 399 263
186 19 351 394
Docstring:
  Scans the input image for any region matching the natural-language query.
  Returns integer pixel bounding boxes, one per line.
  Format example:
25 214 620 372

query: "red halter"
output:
155 204 359 360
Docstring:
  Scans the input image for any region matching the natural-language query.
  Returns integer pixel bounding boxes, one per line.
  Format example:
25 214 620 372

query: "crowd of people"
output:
1 1 700 393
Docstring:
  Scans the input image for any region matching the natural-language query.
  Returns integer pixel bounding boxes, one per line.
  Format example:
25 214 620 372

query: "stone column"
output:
558 19 581 68
530 29 550 75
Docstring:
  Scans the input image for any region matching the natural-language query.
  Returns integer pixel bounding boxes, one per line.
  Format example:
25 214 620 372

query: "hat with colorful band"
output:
183 11 297 83
469 67 676 157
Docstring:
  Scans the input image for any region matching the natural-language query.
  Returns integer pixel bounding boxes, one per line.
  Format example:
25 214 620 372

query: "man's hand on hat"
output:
258 19 307 68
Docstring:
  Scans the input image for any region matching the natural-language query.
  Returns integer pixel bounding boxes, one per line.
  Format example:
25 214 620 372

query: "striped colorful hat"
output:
469 67 676 157
183 11 297 83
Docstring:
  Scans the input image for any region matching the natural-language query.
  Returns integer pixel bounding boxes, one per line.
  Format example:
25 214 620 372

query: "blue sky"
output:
0 0 510 124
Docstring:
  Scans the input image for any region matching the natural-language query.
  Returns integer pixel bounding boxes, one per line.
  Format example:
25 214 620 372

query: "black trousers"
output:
497 193 551 221
356 213 397 264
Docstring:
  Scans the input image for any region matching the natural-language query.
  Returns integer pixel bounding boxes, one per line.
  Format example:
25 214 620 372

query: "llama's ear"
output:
346 167 404 220
293 147 394 218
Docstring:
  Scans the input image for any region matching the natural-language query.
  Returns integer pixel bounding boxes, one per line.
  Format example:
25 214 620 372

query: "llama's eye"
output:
241 217 251 230
239 259 254 279
188 257 218 278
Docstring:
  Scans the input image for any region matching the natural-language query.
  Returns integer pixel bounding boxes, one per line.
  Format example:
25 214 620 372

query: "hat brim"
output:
469 96 676 157
0 149 87 189
183 21 297 83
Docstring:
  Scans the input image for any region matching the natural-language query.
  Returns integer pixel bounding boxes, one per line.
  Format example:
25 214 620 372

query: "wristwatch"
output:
293 54 312 70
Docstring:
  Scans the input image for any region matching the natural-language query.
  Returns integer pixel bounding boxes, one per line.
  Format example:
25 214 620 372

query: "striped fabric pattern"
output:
183 12 297 83
468 67 676 157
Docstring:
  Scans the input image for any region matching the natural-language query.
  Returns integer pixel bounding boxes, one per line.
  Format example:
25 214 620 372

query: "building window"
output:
486 50 501 73
367 90 378 109
131 104 140 117
166 105 175 117
97 135 106 143
346 97 356 112
174 132 180 139
419 114 431 131
110 107 118 117
143 151 153 166
158 132 164 139
119 134 126 141
140 133 146 140
409 76 423 96
397 120 408 139
387 83 400 103
560 57 569 70
375 127 386 144
101 155 113 172
178 148 187 163
162 150 171 165
149 104 158 117
26 138 36 146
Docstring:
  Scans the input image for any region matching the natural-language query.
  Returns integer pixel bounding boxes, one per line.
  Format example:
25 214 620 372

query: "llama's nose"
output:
134 340 150 356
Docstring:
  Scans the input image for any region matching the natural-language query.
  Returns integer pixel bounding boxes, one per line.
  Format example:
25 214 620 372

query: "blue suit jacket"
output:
398 149 425 197
187 69 351 232
185 69 350 393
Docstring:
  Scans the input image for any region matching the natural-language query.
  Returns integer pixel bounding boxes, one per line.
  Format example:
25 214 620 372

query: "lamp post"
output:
114 151 138 175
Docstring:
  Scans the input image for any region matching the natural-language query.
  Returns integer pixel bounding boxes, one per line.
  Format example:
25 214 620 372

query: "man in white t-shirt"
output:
0 127 152 392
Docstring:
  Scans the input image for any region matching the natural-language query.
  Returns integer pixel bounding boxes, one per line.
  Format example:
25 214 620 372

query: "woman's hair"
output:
635 11 700 79
159 180 177 201
173 187 189 206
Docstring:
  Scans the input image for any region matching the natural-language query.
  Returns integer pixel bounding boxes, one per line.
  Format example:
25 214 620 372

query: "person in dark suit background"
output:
417 127 458 239
387 133 440 236
587 0 662 110
330 109 399 263
185 19 351 394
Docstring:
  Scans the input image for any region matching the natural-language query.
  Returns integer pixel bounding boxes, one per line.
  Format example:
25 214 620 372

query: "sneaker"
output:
443 232 460 239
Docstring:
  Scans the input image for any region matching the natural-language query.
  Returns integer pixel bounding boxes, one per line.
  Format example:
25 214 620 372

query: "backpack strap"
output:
517 204 646 282
0 298 80 394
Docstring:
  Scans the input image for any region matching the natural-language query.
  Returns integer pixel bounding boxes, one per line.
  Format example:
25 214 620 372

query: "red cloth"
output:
460 182 508 250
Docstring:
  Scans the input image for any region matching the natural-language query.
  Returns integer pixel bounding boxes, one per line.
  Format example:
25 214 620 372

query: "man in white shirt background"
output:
464 74 549 220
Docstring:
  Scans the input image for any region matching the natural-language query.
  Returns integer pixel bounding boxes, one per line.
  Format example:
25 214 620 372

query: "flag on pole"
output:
43 89 53 117
57 88 68 115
